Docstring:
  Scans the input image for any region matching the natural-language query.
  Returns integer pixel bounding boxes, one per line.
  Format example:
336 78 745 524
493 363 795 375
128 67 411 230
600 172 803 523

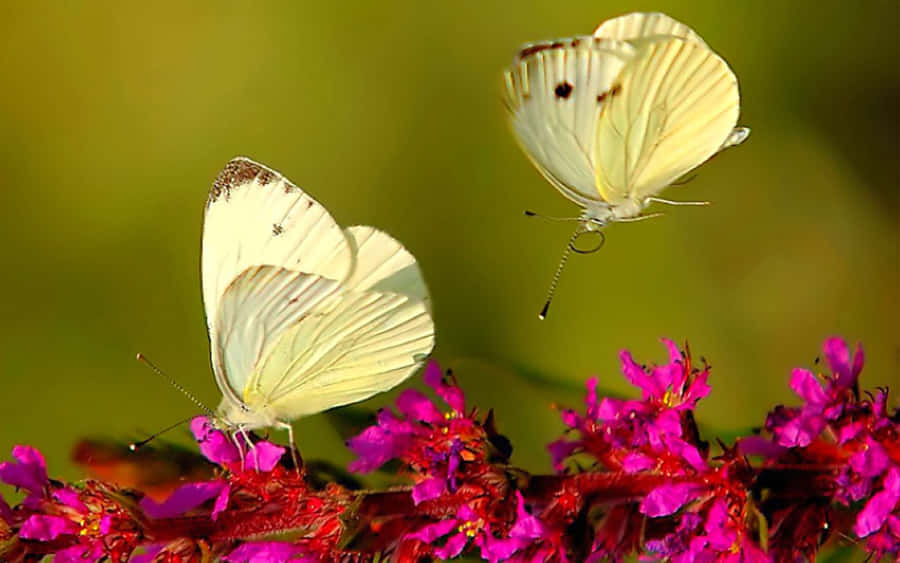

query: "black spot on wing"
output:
596 84 623 104
555 82 573 99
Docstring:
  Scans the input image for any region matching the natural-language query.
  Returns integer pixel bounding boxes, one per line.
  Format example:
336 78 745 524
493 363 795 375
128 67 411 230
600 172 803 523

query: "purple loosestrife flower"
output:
550 339 770 560
0 445 48 509
139 417 286 522
348 361 500 505
1 445 140 561
768 338 864 447
222 541 320 562
549 339 710 474
405 500 536 563
1 336 896 561
740 337 900 560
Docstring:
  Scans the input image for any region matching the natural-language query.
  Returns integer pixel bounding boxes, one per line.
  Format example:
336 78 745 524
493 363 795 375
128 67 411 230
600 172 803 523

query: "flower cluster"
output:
739 338 900 559
0 337 896 562
548 339 766 561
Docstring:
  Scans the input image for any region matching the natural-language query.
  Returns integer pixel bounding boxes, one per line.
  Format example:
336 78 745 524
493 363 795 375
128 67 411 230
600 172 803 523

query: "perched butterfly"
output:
503 12 749 317
202 157 435 450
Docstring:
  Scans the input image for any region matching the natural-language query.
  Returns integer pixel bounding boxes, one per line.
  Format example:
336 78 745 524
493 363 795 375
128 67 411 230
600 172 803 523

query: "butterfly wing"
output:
202 157 354 333
592 38 742 205
503 37 637 207
593 12 706 45
233 228 434 422
211 266 344 420
343 225 429 304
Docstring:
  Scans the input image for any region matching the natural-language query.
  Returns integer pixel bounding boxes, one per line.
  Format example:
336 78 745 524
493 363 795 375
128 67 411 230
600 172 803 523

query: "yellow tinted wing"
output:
593 38 741 204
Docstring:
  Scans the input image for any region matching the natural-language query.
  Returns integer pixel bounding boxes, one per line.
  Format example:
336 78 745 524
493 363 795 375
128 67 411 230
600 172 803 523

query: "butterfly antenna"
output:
128 415 196 451
136 353 215 418
524 210 581 222
539 228 582 320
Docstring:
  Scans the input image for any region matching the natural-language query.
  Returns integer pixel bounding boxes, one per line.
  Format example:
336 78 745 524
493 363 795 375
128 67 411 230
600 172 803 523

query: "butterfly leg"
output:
645 196 710 206
230 429 246 471
614 212 665 223
277 421 301 472
239 428 260 471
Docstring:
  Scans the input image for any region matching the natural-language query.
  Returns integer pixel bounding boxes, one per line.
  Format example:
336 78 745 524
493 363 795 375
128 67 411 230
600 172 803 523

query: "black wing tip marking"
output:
207 156 299 207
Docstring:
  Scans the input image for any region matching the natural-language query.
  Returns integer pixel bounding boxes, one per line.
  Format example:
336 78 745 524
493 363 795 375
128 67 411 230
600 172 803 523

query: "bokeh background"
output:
0 0 897 552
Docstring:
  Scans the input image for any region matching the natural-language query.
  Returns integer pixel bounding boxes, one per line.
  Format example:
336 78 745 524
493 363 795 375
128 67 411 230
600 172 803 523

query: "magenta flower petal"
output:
140 480 229 519
190 416 240 465
244 441 285 472
223 541 315 562
548 439 579 470
560 409 580 428
855 467 900 538
855 489 898 538
435 532 469 559
397 389 443 423
478 532 527 562
510 491 546 539
823 337 864 387
408 519 458 543
458 503 479 521
53 544 104 563
0 445 48 503
620 350 664 399
412 477 447 505
838 421 864 444
53 487 86 511
664 437 707 472
774 412 826 447
640 482 698 517
424 361 465 413
682 369 711 407
661 338 683 364
346 419 413 474
703 499 737 551
737 436 788 458
585 377 600 415
849 437 890 478
19 514 76 540
622 452 655 473
789 369 828 406
211 483 231 520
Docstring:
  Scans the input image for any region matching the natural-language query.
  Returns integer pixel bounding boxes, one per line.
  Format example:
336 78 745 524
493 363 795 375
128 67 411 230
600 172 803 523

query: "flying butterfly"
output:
502 12 749 317
202 157 435 456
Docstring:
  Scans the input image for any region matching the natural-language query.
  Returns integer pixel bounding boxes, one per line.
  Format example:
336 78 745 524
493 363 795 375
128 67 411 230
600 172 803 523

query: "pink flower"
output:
0 445 48 508
222 541 319 562
190 416 285 472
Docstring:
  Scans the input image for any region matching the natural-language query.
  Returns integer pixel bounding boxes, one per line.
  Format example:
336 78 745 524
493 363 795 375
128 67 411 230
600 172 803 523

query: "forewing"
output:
202 157 353 332
503 37 636 206
248 287 435 420
211 266 343 408
592 38 741 204
593 12 706 45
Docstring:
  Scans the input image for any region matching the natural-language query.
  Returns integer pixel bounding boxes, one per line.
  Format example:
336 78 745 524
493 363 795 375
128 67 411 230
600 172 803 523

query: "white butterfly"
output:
502 12 749 316
202 157 435 448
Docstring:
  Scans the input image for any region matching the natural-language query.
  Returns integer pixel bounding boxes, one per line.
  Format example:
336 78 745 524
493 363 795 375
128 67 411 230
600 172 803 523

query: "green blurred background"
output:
0 0 897 513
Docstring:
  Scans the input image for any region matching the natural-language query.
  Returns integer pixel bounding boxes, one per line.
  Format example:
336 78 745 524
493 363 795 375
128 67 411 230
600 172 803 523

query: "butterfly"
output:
202 157 435 451
502 12 749 317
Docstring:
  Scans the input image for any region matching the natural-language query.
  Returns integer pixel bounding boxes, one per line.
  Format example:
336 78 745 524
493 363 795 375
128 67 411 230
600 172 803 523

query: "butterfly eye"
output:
554 82 573 99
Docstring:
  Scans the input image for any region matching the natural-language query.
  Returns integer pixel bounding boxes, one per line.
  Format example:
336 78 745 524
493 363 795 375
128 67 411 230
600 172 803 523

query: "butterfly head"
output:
216 397 278 432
